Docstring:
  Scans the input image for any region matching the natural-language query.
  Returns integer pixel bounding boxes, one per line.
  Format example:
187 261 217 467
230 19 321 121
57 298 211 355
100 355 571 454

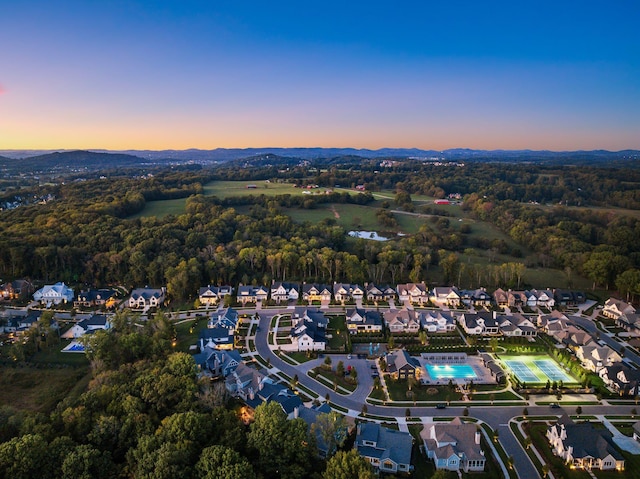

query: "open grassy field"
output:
0 366 90 412
129 197 189 219
204 180 302 198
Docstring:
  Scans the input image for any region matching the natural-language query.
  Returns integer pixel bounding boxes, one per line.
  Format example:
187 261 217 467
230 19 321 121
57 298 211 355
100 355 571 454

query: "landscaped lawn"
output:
385 377 463 402
310 366 357 392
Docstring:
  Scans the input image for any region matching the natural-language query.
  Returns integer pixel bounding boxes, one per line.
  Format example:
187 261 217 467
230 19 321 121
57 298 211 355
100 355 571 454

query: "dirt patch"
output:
330 205 340 219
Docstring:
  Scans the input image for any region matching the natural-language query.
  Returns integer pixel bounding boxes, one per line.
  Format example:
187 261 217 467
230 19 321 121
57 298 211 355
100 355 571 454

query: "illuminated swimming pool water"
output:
426 364 477 380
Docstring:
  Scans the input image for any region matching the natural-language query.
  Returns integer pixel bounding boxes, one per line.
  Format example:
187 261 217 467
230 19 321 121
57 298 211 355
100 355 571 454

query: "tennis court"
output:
533 359 573 382
503 360 540 383
502 354 577 385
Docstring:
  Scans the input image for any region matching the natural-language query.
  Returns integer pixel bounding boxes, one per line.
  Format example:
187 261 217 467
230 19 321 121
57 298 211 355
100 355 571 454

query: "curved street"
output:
250 309 639 479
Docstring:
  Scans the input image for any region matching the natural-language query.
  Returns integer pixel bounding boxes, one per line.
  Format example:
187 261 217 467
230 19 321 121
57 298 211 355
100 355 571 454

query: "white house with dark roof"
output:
302 283 332 302
422 417 486 472
603 298 636 320
396 282 429 306
270 282 299 303
61 314 111 339
198 285 234 306
430 287 461 308
345 308 383 334
459 288 492 307
128 287 165 310
383 308 421 334
355 422 413 474
290 307 327 351
365 283 396 303
576 344 621 372
33 282 74 306
547 414 624 471
208 307 239 330
236 285 268 305
333 283 364 303
458 312 499 335
420 310 456 332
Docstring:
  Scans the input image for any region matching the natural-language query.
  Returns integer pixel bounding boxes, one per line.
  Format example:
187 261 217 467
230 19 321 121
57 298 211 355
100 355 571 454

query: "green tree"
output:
196 445 257 479
310 411 348 457
323 449 375 479
247 402 316 479
61 444 117 479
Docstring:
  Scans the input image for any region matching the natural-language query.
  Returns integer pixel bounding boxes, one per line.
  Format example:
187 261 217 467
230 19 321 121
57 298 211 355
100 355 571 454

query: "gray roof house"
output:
290 308 327 352
345 307 383 334
422 417 486 472
547 414 624 471
386 350 420 380
355 422 413 474
208 307 239 330
193 347 241 378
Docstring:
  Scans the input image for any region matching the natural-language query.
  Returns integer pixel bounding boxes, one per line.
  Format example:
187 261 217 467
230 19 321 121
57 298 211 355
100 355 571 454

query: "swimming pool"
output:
426 364 477 380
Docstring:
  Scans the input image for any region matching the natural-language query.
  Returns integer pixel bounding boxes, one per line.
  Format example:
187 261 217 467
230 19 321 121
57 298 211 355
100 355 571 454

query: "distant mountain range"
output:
1 147 639 168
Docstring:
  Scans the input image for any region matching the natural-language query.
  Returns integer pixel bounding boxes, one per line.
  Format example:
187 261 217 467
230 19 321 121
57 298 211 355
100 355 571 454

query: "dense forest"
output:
1 161 640 302
0 311 373 479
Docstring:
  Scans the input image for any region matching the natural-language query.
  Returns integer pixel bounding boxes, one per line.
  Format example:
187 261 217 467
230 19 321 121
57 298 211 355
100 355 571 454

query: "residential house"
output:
529 289 555 308
547 414 624 471
430 287 462 308
458 312 500 335
355 422 413 474
553 325 594 351
61 314 110 339
396 282 429 306
385 350 420 380
603 298 636 320
599 363 640 396
198 285 234 307
576 344 621 372
200 326 234 350
459 288 492 308
0 279 34 300
497 313 537 338
290 307 328 351
554 289 586 306
537 310 569 331
492 288 509 308
74 289 118 309
420 311 456 333
226 362 274 402
365 283 396 303
193 347 241 378
128 287 165 310
270 282 299 303
33 282 74 306
617 313 640 333
507 290 528 308
302 283 332 303
345 308 383 334
383 308 421 334
422 417 486 472
14 311 43 334
333 283 364 303
208 307 240 330
236 284 269 305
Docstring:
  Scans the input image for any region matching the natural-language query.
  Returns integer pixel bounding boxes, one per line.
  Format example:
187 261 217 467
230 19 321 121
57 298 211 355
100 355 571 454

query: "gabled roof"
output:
551 417 623 462
130 287 164 300
77 289 116 302
386 350 420 373
346 307 382 326
356 423 413 467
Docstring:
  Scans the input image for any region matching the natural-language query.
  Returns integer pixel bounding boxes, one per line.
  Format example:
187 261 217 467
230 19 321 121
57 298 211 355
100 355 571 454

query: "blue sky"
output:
1 0 638 150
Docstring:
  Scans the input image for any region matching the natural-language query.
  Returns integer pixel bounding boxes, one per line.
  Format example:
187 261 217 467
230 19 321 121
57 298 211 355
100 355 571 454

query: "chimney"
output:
475 429 481 445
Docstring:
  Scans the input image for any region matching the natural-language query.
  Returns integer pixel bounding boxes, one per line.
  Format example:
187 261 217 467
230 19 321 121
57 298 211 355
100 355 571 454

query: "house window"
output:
382 460 393 470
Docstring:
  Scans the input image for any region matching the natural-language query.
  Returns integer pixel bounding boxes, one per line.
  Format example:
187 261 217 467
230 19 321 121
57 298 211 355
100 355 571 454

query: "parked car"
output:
436 403 447 409
550 403 561 409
